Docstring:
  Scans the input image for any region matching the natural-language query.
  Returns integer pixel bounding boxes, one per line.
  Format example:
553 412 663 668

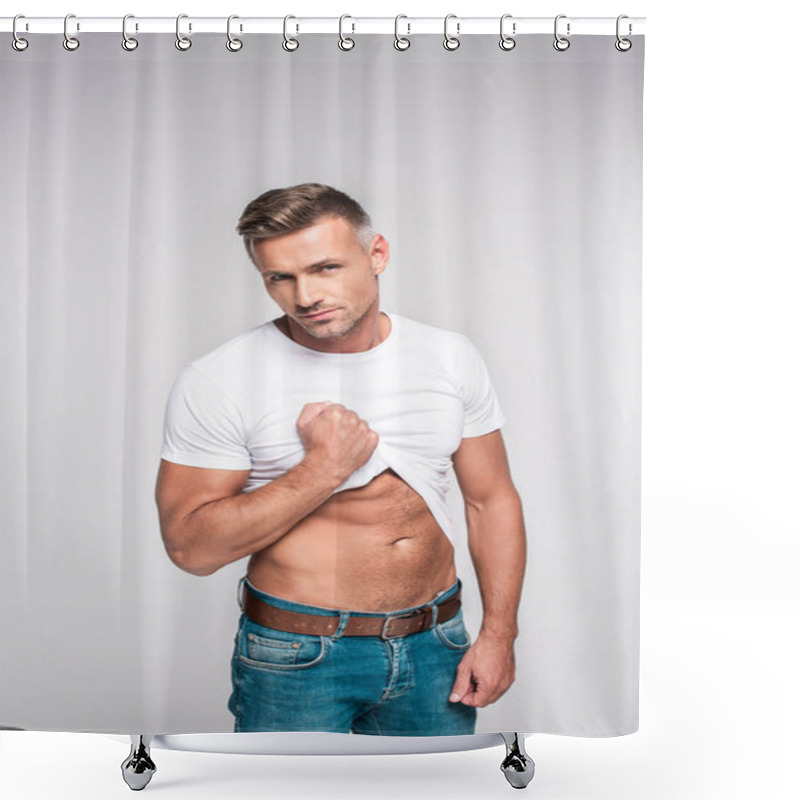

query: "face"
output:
251 215 388 341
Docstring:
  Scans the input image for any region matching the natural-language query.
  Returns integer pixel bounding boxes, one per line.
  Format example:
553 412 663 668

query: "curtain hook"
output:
338 14 355 51
122 14 138 51
175 14 192 51
283 15 299 51
499 13 516 51
226 15 243 51
394 14 410 51
63 13 80 51
12 14 29 52
615 15 632 52
443 14 460 51
553 14 570 52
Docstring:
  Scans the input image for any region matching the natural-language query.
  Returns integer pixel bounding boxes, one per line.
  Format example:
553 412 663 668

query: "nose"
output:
294 275 323 309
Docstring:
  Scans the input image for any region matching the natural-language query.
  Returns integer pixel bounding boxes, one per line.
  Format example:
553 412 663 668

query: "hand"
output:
296 402 379 484
448 634 516 708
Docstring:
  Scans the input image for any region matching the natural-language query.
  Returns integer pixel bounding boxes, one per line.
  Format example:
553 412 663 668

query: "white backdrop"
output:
1 1 799 799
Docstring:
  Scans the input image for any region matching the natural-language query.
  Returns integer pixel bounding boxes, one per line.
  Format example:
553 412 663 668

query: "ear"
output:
370 234 389 276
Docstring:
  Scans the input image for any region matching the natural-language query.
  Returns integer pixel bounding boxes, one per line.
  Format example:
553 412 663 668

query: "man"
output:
156 183 526 736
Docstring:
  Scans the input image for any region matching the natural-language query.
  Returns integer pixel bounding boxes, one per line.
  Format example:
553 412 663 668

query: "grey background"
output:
1 33 643 735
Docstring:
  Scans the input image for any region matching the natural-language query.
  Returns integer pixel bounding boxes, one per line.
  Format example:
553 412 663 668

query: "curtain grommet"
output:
615 15 632 51
553 14 570 52
283 15 299 52
63 13 80 51
499 14 516 51
121 14 139 51
175 14 192 51
394 15 410 51
226 15 243 52
12 15 29 51
338 14 355 51
443 14 460 51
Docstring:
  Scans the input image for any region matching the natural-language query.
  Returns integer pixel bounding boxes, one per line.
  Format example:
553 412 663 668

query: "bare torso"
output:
247 468 456 612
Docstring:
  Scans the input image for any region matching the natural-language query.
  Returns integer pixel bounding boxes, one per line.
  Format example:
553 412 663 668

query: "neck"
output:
281 307 388 353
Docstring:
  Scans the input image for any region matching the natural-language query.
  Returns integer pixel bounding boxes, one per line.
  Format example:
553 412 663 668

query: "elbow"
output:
169 549 218 577
163 530 220 577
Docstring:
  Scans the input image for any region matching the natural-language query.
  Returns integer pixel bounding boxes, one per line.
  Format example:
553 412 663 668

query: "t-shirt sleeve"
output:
160 364 252 470
458 336 507 438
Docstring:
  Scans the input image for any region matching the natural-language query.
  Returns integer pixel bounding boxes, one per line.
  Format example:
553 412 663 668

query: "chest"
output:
242 359 465 460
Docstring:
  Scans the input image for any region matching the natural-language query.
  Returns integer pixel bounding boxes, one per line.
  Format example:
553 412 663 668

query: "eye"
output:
267 274 288 282
321 264 340 272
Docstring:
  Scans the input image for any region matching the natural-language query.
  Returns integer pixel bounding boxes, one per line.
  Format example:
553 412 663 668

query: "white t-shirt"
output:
160 311 506 541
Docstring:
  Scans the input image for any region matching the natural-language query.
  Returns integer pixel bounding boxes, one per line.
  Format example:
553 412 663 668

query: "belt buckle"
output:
380 606 431 640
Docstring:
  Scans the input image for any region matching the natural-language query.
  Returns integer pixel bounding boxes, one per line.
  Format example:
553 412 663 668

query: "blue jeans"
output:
228 576 477 736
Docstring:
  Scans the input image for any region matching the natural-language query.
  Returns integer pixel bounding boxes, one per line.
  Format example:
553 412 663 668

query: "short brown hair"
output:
236 183 374 266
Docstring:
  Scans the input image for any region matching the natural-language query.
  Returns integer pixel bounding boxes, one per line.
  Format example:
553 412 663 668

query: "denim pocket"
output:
433 610 472 651
239 621 329 671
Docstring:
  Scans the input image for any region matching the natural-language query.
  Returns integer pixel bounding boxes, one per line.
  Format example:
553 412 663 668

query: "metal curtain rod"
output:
1 16 646 36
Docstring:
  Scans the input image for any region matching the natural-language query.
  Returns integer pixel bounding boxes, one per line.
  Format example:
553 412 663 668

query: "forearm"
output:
170 458 340 576
466 487 526 642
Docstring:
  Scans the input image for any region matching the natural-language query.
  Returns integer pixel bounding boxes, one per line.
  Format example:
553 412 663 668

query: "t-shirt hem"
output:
160 450 252 471
461 415 506 439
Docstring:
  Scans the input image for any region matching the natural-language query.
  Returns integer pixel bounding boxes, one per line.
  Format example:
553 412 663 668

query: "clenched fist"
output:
296 402 379 484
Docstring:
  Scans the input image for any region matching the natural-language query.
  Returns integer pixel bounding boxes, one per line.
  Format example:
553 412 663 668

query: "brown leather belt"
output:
242 583 461 640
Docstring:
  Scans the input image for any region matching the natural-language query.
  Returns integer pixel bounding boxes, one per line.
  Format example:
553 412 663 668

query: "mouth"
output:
300 309 338 321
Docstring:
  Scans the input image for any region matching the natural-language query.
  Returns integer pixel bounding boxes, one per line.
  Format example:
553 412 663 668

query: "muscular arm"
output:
448 429 526 706
156 401 377 577
156 458 342 576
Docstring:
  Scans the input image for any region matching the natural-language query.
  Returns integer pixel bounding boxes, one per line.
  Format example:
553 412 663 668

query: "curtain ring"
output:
283 15 299 51
12 15 29 52
499 14 516 51
443 14 460 51
553 14 570 51
226 15 243 51
615 15 632 52
175 14 192 51
122 14 138 51
394 15 410 51
338 15 355 51
63 13 80 51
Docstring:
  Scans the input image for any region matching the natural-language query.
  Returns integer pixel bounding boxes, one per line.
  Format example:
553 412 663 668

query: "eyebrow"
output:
260 258 340 276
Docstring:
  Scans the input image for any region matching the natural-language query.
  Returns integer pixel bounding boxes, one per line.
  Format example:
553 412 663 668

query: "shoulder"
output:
168 322 277 406
391 313 473 357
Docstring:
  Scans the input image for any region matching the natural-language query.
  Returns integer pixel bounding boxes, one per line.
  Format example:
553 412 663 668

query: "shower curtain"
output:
1 27 644 738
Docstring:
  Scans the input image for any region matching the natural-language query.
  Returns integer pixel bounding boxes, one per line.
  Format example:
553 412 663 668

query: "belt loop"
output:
237 576 246 611
430 578 459 626
333 611 349 640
